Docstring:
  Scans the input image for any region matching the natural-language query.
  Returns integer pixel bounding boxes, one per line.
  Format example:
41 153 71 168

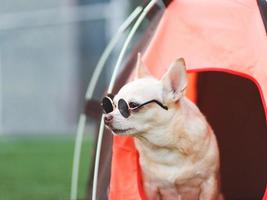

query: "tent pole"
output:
70 6 142 200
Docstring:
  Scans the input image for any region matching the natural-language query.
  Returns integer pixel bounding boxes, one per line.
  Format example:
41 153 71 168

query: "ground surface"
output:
0 134 93 200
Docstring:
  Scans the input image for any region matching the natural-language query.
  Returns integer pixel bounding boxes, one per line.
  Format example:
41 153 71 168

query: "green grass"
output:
0 134 94 200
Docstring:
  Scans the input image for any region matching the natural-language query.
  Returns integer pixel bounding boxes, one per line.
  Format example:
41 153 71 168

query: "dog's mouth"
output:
111 127 133 135
105 123 134 135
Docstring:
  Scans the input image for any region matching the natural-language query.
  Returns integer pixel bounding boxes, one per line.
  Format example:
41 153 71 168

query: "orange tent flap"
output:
108 136 145 200
263 187 267 200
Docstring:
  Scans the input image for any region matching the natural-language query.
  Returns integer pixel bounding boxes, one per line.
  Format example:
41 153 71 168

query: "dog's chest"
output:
137 143 184 165
135 139 202 183
137 145 206 200
139 153 202 184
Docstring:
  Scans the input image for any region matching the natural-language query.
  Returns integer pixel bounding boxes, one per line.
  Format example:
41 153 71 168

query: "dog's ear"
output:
161 58 187 102
135 53 151 79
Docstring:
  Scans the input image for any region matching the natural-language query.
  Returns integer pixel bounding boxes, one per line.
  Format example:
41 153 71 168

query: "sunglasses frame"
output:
101 94 168 118
101 95 115 114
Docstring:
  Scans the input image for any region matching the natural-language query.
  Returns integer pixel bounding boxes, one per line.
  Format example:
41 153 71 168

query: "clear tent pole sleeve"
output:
92 1 159 200
70 6 143 200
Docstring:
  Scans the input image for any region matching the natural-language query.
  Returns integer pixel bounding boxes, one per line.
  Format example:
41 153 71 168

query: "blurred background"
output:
1 0 267 200
0 0 142 199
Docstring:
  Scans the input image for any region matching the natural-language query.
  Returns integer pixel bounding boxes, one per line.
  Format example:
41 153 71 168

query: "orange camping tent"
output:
108 0 267 199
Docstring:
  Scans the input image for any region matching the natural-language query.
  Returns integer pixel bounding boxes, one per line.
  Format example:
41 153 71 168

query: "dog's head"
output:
103 54 187 136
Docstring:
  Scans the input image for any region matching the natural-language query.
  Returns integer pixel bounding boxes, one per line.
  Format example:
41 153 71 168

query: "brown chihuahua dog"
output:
103 55 223 200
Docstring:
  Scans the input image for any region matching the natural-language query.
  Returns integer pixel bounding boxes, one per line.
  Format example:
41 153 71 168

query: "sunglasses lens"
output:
102 97 114 113
118 99 130 118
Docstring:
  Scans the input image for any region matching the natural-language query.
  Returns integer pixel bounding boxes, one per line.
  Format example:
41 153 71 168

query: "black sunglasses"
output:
101 94 168 118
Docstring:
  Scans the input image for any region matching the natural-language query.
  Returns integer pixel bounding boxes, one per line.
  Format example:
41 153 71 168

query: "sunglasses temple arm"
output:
134 100 168 110
155 101 168 110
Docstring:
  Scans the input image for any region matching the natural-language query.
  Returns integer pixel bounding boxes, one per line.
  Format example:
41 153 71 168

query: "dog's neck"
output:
134 97 211 159
134 104 187 155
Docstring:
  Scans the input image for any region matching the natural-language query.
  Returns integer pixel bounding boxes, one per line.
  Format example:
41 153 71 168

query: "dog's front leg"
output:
199 175 221 200
143 181 161 200
159 186 181 200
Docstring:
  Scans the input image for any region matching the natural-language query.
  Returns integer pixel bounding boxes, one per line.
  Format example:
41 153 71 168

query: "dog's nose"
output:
104 114 113 124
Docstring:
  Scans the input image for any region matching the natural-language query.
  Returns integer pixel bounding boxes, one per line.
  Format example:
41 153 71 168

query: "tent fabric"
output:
108 0 267 199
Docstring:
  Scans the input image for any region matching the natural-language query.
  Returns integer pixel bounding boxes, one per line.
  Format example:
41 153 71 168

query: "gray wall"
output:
0 0 128 134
